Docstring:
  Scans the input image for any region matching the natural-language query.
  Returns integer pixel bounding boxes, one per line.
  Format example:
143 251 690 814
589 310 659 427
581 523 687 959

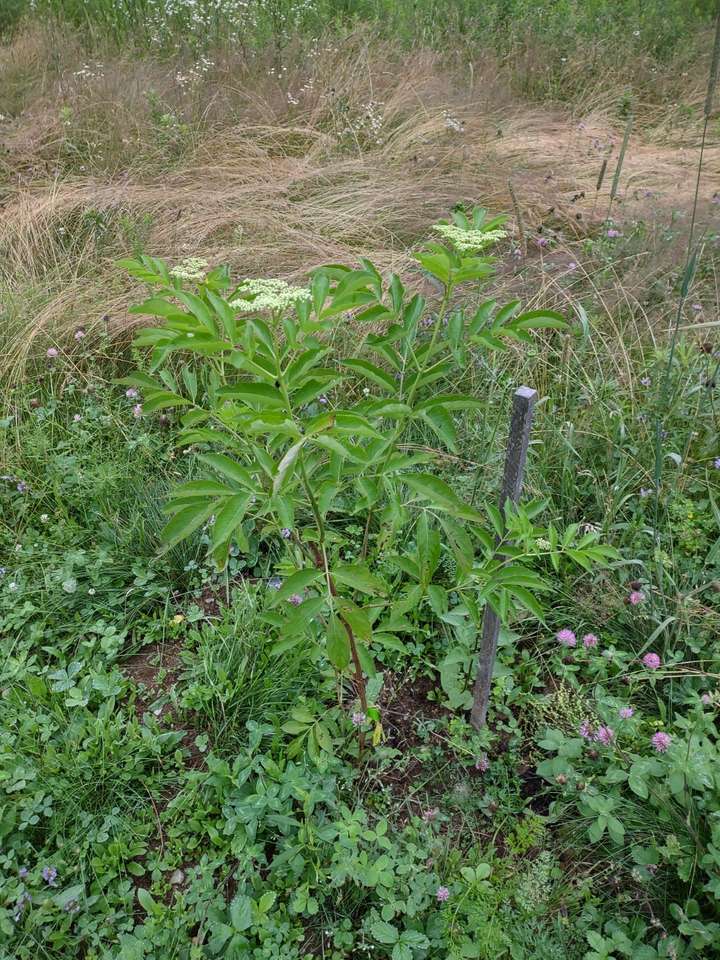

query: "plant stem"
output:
359 284 453 560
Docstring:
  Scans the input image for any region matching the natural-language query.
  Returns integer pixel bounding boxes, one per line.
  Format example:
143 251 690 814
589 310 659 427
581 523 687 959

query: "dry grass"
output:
1 26 718 379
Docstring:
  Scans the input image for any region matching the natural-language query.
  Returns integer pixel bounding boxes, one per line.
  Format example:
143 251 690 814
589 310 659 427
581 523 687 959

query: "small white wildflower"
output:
40 514 49 523
443 111 464 133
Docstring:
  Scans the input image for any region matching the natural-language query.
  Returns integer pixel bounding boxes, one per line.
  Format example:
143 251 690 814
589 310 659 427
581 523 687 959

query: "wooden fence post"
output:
470 385 537 730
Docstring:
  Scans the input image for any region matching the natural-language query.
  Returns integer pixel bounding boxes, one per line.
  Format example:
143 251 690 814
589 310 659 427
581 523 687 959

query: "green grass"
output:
9 0 715 52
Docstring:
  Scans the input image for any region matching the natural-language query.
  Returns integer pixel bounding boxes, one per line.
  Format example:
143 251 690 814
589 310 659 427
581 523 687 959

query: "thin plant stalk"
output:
651 8 720 603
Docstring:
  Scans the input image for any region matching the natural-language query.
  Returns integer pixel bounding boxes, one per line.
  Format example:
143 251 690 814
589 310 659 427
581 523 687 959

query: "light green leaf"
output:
404 473 484 523
273 439 306 495
332 564 387 596
271 569 324 605
212 494 251 547
198 453 255 489
160 502 214 549
326 614 350 671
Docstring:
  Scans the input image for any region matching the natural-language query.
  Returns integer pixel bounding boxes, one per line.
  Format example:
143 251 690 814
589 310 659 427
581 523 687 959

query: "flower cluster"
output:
170 257 209 282
229 278 311 313
556 628 576 647
432 224 507 254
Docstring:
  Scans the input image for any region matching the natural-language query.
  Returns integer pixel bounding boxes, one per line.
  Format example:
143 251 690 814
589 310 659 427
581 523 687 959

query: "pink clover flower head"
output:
582 633 599 648
606 228 622 238
47 347 59 358
125 388 139 399
351 711 366 727
73 413 82 422
536 236 549 248
628 590 645 605
619 706 634 719
642 652 661 670
475 755 490 772
594 725 614 745
132 403 143 418
579 720 593 740
692 303 702 312
556 628 576 647
422 807 439 822
436 886 450 902
74 328 86 340
288 593 303 606
651 731 671 753
702 693 712 705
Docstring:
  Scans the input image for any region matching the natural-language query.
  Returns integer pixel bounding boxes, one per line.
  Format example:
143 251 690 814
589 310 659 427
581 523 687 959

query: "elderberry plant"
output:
120 208 614 747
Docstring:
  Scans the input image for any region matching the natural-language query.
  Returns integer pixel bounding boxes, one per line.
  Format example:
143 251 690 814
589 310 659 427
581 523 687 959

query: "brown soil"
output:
122 638 205 770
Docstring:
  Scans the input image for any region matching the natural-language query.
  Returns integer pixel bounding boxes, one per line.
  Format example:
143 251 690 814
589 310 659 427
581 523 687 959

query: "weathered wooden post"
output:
470 385 537 730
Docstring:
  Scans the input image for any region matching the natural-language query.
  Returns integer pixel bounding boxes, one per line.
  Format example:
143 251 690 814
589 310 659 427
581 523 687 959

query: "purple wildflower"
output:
281 528 292 539
701 693 712 705
41 866 58 886
567 261 578 271
74 328 86 340
16 481 27 493
606 228 622 238
594 725 614 745
642 652 661 670
268 577 282 590
651 731 671 753
582 633 599 648
536 237 549 248
13 891 31 923
125 388 139 399
351 711 366 726
640 487 652 498
714 458 720 469
639 376 651 386
692 303 702 312
18 867 28 879
318 395 328 405
579 720 593 739
73 414 82 422
475 755 490 772
556 628 576 647
619 706 634 719
132 403 143 418
288 593 303 606
422 807 439 822
46 347 59 358
628 590 645 606
436 886 450 902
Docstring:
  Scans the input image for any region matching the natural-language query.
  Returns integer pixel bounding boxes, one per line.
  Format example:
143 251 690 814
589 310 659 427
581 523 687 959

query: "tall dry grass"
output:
1 26 718 380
